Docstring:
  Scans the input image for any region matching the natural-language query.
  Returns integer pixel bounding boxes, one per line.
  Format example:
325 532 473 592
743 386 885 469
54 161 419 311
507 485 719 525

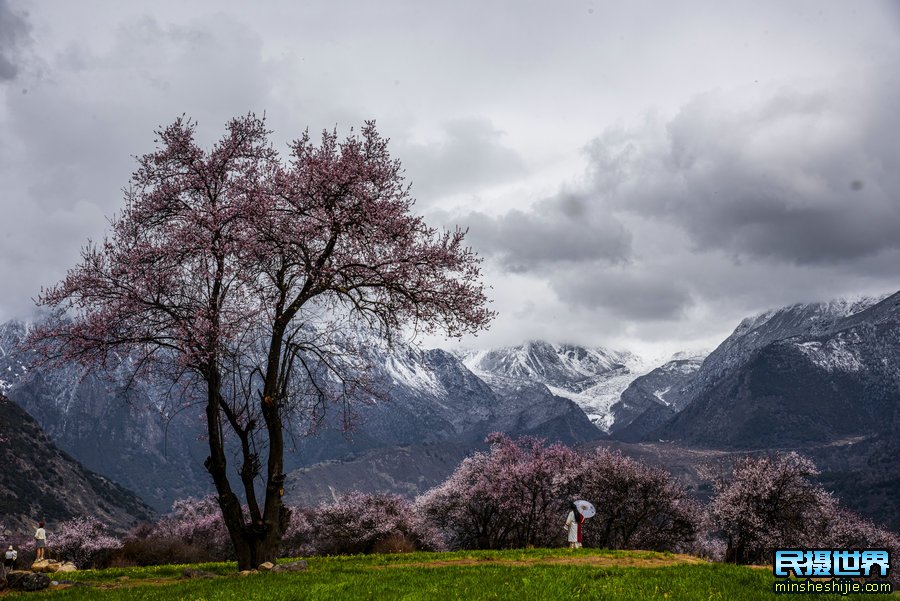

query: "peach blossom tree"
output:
28 115 493 570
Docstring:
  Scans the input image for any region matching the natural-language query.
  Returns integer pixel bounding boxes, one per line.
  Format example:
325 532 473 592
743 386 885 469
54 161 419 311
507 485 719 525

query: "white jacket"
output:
565 510 579 543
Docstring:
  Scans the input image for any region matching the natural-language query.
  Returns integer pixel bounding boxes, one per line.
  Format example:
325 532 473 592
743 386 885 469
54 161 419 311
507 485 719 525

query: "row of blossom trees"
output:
48 492 443 568
45 436 899 581
416 434 699 551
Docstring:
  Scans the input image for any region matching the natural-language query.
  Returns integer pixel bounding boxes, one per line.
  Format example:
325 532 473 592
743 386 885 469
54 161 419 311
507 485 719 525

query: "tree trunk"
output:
201 306 298 570
215 500 285 570
233 533 279 571
202 362 286 571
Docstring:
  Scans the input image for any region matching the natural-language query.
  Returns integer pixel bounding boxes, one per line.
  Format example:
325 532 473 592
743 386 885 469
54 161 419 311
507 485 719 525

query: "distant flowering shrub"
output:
96 444 900 573
116 492 441 562
708 452 900 581
281 506 316 558
149 495 233 559
708 453 831 564
54 518 122 568
111 495 236 566
298 493 444 556
817 508 900 586
417 433 582 550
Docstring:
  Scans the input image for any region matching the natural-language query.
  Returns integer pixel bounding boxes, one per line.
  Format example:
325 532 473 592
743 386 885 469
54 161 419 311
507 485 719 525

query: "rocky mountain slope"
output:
290 344 603 466
285 377 607 506
645 292 900 528
607 351 706 441
654 294 896 447
284 442 473 506
1 321 213 512
6 291 899 528
1 321 603 511
0 394 153 535
284 342 650 506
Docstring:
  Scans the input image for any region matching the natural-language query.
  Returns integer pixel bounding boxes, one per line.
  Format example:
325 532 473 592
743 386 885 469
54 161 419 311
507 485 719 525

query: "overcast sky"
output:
1 0 899 358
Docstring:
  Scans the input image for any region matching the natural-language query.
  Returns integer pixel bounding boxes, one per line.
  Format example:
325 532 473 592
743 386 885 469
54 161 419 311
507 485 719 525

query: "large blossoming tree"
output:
28 114 494 569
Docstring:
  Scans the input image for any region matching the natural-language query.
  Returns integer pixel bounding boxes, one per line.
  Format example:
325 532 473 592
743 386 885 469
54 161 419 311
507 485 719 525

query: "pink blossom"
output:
572 447 701 552
418 435 701 551
149 495 233 558
54 518 122 568
707 451 899 581
285 493 443 556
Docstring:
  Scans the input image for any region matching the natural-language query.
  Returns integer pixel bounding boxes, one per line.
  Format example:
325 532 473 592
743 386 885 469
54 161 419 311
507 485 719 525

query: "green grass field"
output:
3 549 895 600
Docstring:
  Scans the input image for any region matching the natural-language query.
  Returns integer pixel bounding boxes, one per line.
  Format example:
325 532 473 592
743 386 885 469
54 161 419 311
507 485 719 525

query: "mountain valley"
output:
2 292 899 529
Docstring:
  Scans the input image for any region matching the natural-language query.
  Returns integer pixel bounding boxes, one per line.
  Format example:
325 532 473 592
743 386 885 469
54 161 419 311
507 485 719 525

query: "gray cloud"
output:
399 117 527 205
454 61 900 345
0 0 29 81
4 0 900 356
553 267 694 321
0 14 274 320
463 191 632 272
586 73 900 265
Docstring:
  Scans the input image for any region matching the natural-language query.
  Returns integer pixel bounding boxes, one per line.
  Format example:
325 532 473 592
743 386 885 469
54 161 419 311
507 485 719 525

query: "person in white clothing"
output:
34 522 47 561
564 502 585 549
4 545 17 570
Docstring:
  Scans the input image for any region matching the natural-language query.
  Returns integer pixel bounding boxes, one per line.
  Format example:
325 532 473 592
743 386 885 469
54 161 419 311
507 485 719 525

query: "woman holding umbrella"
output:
564 500 595 549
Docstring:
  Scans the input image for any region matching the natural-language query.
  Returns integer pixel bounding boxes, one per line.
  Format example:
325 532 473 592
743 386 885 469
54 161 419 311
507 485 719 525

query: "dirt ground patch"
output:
375 554 708 570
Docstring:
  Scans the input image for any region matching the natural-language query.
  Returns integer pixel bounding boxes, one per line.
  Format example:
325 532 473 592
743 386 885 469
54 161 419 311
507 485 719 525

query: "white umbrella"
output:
574 499 595 519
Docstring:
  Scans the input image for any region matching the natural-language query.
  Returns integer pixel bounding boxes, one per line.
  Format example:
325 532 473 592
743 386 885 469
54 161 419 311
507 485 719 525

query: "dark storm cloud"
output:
463 191 632 272
463 71 900 286
0 0 29 81
586 75 900 265
400 117 527 205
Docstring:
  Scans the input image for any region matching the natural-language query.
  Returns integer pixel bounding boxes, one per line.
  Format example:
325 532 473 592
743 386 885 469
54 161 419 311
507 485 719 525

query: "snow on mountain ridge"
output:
460 340 640 381
459 340 654 432
733 295 888 338
793 335 866 373
653 386 673 405
668 350 709 363
384 350 446 396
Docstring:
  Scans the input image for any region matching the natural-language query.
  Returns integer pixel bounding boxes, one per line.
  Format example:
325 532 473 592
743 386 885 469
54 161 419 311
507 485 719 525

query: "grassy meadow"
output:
3 548 895 601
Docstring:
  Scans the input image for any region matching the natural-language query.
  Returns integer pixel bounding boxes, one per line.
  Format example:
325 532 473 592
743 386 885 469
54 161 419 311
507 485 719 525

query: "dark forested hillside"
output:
0 394 153 534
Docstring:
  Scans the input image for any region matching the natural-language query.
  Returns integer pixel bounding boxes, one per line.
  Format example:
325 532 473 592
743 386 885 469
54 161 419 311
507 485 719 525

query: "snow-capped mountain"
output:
628 293 894 447
459 341 651 430
686 294 889 398
0 320 214 512
9 290 898 526
656 292 899 444
284 289 900 526
649 292 900 527
293 342 603 466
